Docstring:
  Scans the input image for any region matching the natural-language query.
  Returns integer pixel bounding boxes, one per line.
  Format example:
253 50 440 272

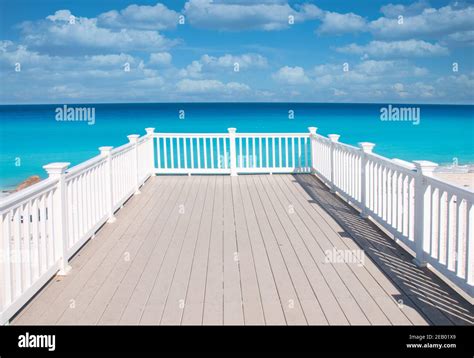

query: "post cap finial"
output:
99 146 113 155
413 160 438 176
43 162 70 176
127 134 140 143
308 127 318 134
328 134 340 142
358 142 376 153
145 127 155 135
228 127 237 133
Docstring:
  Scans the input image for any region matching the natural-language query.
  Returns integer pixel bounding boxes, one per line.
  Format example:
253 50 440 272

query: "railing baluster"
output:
197 137 201 169
456 198 466 278
210 137 214 169
466 203 474 285
170 137 175 169
265 137 270 168
13 208 21 296
278 137 282 168
31 198 40 280
292 137 295 169
216 137 220 169
190 138 194 169
23 202 32 287
39 195 47 274
253 137 256 168
203 137 208 169
156 137 161 169
1 212 12 306
177 137 181 169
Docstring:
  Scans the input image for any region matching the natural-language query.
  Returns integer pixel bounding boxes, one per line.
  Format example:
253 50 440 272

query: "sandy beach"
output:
434 172 474 190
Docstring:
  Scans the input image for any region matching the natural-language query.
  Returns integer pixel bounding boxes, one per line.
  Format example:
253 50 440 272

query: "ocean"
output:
0 102 473 190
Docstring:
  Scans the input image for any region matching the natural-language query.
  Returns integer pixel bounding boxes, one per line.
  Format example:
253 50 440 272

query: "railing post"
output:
43 162 71 276
358 142 376 218
127 134 141 195
328 134 340 193
99 146 116 223
228 128 237 176
413 160 438 267
145 128 155 176
308 127 318 173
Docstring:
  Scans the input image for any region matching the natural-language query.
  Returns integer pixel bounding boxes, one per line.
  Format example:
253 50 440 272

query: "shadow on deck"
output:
294 174 473 325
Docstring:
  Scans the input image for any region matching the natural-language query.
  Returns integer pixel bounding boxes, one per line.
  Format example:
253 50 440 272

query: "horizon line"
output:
1 101 473 106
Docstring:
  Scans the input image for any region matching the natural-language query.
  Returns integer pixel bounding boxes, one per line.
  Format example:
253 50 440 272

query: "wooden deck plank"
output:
202 176 224 325
181 176 216 325
264 175 390 325
245 175 307 325
138 176 202 325
97 176 201 325
222 176 244 325
56 176 183 325
160 176 210 325
257 175 349 325
237 176 286 325
278 175 420 325
118 177 197 325
34 176 175 325
231 176 265 325
13 177 162 325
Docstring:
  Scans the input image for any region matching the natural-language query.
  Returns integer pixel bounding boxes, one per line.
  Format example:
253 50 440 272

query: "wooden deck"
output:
12 174 473 325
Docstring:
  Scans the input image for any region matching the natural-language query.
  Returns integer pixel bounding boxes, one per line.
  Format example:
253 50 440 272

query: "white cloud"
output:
130 76 165 87
19 10 175 54
84 53 138 67
337 39 449 58
178 53 267 78
442 30 474 46
46 9 74 22
201 53 267 69
392 82 408 97
272 66 309 84
176 79 250 93
149 52 172 66
317 11 366 35
178 60 203 78
369 4 474 40
97 3 179 30
380 0 430 18
308 59 431 101
314 3 474 44
332 88 347 96
183 0 322 31
0 40 52 67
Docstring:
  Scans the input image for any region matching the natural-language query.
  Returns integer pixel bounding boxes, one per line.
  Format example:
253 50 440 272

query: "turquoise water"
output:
0 103 473 189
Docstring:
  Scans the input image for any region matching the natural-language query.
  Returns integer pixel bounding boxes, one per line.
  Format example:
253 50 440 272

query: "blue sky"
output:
0 0 473 104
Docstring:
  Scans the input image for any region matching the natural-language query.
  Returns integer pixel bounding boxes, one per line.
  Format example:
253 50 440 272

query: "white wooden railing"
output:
309 127 474 301
153 128 312 175
0 128 155 324
0 125 473 324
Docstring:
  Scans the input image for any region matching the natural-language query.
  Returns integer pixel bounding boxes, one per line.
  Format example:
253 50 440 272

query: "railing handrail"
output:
0 177 58 213
66 154 106 180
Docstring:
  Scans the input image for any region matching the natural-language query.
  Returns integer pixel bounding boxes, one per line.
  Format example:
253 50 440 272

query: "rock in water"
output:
15 175 41 192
